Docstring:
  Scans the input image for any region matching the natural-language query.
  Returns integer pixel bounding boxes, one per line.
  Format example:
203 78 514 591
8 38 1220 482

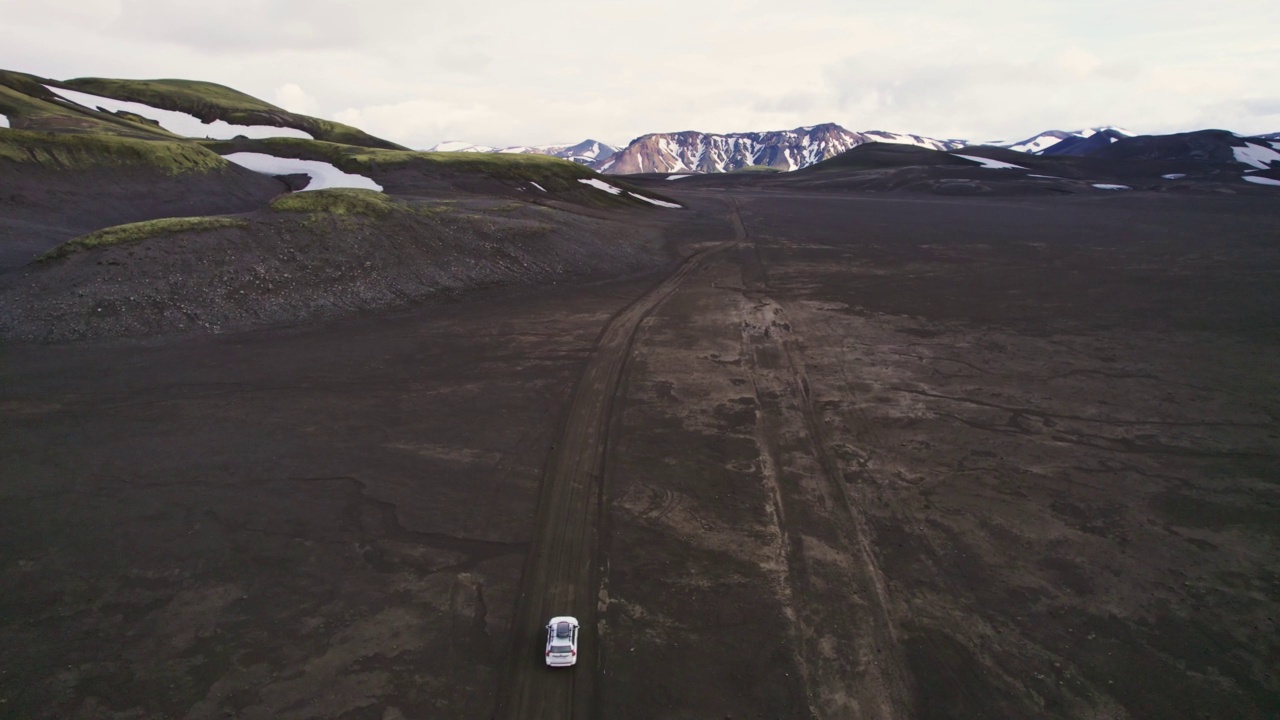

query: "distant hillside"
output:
427 139 619 166
997 126 1135 155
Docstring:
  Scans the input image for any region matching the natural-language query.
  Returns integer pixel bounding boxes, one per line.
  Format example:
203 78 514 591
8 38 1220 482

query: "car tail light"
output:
546 650 551 656
571 650 576 656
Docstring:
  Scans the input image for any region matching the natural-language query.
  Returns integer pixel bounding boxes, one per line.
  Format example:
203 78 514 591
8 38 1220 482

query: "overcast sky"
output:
3 0 1277 149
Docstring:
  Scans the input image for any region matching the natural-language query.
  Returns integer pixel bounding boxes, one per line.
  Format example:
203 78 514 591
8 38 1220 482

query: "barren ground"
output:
2 188 1278 719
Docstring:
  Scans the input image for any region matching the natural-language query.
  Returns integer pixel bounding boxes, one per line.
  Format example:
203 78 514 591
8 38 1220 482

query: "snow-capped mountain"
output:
997 126 1136 155
426 139 618 166
428 141 496 153
593 123 966 174
499 139 618 165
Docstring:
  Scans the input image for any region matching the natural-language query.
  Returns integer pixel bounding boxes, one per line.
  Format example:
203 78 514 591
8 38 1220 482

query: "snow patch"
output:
1027 174 1062 179
222 152 382 191
0 113 9 129
1243 175 1280 187
427 141 496 152
1008 136 1065 154
952 154 1027 170
529 182 547 192
666 174 692 180
1092 184 1131 190
578 178 623 194
1232 143 1280 170
1162 173 1187 180
44 85 313 141
628 192 681 209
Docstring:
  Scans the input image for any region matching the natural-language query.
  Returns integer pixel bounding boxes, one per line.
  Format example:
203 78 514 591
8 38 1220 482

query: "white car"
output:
544 616 580 667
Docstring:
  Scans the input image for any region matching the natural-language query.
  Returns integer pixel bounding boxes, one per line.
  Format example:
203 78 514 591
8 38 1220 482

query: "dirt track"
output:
497 200 744 719
2 187 1278 719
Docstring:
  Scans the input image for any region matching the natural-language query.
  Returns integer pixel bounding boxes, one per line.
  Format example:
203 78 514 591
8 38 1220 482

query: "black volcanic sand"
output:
0 276 670 719
0 164 286 273
2 188 1279 719
0 198 673 343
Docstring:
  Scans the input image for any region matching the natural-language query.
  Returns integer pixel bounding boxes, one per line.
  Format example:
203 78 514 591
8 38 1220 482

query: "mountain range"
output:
434 123 970 174
427 139 619 166
434 123 1277 175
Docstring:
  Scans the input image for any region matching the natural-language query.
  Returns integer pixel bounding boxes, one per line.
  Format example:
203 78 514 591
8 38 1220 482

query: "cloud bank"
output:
1 0 1276 148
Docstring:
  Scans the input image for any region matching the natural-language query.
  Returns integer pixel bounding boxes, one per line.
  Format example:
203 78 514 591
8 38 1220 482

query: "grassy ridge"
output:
269 188 450 217
203 137 600 190
66 77 405 150
201 137 684 207
0 80 178 139
39 216 248 261
65 78 285 114
0 128 229 172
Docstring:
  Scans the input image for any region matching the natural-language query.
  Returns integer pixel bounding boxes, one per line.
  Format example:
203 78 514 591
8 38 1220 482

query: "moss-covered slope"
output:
63 76 405 150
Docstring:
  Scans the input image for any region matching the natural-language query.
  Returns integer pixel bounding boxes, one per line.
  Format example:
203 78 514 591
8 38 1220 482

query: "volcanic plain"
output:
2 180 1279 720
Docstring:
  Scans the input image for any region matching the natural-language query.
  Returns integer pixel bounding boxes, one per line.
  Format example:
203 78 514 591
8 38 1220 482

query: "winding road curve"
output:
496 201 746 720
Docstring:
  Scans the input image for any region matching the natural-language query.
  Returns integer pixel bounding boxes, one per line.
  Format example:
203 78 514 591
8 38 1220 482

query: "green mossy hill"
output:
64 77 405 150
734 164 784 173
0 75 177 139
67 78 284 114
40 216 247 261
269 188 449 217
0 69 51 99
0 128 228 172
205 137 600 190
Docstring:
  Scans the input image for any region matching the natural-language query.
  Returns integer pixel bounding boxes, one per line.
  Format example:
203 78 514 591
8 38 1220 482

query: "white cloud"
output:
0 0 1277 147
1056 48 1104 77
335 99 510 150
273 83 318 116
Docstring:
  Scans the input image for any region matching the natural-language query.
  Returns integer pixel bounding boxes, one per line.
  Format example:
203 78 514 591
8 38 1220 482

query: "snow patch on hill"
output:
1233 143 1280 170
0 113 9 129
578 178 623 194
952 154 1026 170
577 178 679 207
222 152 382 191
44 85 313 141
629 192 680 208
1243 175 1280 187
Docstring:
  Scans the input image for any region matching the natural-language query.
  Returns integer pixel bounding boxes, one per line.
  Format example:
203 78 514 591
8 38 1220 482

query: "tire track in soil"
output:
738 228 913 718
496 203 746 720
